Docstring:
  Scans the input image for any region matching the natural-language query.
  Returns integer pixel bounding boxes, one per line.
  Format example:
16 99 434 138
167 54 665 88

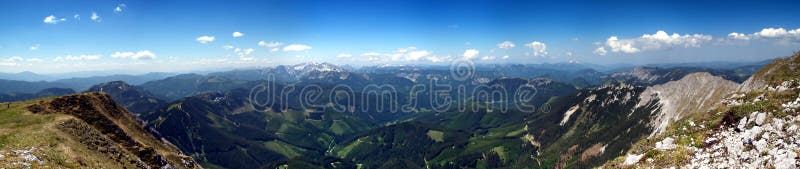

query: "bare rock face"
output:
639 72 740 137
738 76 768 92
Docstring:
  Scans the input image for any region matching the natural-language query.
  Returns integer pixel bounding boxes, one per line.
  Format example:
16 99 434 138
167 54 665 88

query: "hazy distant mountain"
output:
0 79 67 94
609 66 750 85
0 71 54 81
0 87 75 102
139 74 248 101
53 72 176 91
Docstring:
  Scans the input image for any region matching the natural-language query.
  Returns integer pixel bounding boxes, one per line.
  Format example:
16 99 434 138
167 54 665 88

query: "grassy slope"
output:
0 94 198 168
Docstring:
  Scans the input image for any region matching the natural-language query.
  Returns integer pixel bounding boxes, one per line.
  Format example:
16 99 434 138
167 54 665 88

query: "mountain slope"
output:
0 93 198 168
604 51 800 168
139 74 247 101
143 86 376 168
85 81 166 116
640 72 739 136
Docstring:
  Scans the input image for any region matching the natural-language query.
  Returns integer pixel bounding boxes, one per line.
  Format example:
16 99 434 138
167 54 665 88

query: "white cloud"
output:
54 54 101 61
566 51 573 57
604 36 639 53
6 56 24 62
756 28 790 38
73 14 80 20
0 57 24 66
91 12 101 22
337 53 353 58
234 48 254 57
111 50 156 60
114 4 126 13
406 50 430 61
593 47 607 56
196 36 215 44
270 48 279 52
232 32 244 38
497 41 515 49
728 32 750 40
43 15 66 24
360 47 445 62
502 55 509 59
726 27 800 42
426 55 452 63
29 44 40 51
462 49 479 59
240 57 254 61
258 41 283 48
362 52 384 61
480 55 496 60
524 41 548 56
600 30 712 54
223 45 234 50
283 44 312 52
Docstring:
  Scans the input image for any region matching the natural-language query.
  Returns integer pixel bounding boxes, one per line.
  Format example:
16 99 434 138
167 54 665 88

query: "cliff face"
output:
0 93 199 169
639 72 740 137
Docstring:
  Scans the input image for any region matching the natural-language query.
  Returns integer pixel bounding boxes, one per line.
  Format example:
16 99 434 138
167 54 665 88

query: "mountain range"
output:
1 54 797 168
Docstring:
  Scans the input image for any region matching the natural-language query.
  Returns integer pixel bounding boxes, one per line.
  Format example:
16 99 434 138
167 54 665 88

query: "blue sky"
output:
1 0 800 73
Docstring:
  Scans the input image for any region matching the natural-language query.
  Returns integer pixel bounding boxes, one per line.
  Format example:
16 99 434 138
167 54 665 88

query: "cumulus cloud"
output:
223 45 234 50
502 55 509 59
593 47 607 56
258 41 283 52
406 50 431 61
480 55 497 60
524 41 548 56
196 36 215 44
497 41 515 49
91 12 101 22
43 15 66 24
728 32 750 40
232 32 244 38
111 50 156 60
726 27 800 42
283 44 312 52
599 30 712 54
462 49 479 59
114 4 126 13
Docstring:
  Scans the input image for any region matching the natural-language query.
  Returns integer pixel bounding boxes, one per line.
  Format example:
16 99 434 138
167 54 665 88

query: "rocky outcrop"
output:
639 72 740 137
